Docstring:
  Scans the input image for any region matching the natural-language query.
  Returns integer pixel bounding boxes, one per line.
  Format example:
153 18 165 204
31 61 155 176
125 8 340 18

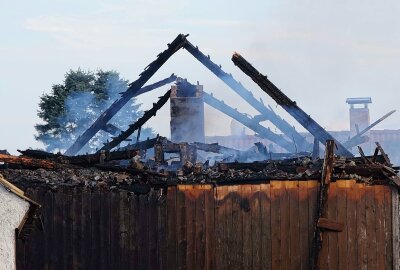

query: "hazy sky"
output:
1 0 400 154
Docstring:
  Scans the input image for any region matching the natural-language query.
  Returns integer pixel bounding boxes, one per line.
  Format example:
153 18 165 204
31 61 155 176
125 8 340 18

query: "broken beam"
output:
231 52 354 157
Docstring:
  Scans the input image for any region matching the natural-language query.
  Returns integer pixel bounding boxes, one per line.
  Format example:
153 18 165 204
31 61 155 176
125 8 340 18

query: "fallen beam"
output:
0 154 56 169
231 52 354 157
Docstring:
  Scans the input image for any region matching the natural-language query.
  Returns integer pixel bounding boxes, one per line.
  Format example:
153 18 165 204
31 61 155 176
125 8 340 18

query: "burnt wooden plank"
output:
99 190 110 270
288 181 300 270
119 191 130 270
336 180 348 270
128 193 139 269
280 181 290 269
72 187 83 270
384 186 393 269
231 185 243 270
166 186 177 270
326 182 338 270
225 186 233 270
346 180 357 270
81 189 92 270
366 185 377 269
185 185 195 270
43 189 54 270
176 185 187 270
271 181 282 269
392 188 400 270
90 190 101 270
242 184 252 269
195 186 206 270
298 181 309 270
54 189 65 270
110 191 121 270
308 181 318 269
311 140 335 270
205 185 215 270
375 185 386 270
148 190 158 270
260 183 271 270
251 185 262 270
356 183 367 270
138 194 149 269
157 189 168 270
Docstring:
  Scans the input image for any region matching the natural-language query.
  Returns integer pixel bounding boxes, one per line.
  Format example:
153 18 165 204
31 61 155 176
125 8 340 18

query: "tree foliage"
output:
35 69 153 153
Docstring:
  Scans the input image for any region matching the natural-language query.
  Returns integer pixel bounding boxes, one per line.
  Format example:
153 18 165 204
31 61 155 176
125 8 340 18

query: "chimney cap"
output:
346 97 372 105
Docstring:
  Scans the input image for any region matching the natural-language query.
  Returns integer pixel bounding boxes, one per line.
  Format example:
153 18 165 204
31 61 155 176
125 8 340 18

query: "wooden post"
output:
310 140 336 269
392 188 400 270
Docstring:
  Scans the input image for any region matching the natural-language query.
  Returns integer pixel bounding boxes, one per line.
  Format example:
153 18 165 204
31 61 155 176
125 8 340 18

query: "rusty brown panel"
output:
242 185 252 269
336 180 348 269
176 185 187 270
260 183 271 270
375 185 386 270
384 186 393 269
251 184 262 270
128 193 139 269
280 181 290 269
166 186 177 270
326 182 338 270
308 180 318 269
230 185 243 270
288 181 300 270
99 190 111 270
356 183 367 270
205 185 216 270
271 181 282 269
185 185 195 270
215 185 229 270
195 186 206 270
298 181 309 270
366 185 377 269
346 180 357 270
119 191 131 270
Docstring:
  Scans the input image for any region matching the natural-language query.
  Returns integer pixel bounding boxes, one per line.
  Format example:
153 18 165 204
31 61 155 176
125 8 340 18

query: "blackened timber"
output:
203 91 296 152
64 34 185 156
100 90 171 151
231 52 354 157
310 140 335 270
101 124 122 136
183 40 311 151
343 110 396 148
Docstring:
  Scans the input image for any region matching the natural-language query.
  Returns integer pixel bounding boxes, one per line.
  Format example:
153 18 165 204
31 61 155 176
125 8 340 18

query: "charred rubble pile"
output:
1 141 399 191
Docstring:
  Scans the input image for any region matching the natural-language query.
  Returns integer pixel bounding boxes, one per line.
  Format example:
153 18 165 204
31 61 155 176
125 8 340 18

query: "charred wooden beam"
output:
64 34 185 156
100 90 171 151
311 140 335 270
375 142 391 166
231 52 353 157
101 124 122 135
203 92 296 152
312 137 320 160
0 154 56 169
183 40 312 151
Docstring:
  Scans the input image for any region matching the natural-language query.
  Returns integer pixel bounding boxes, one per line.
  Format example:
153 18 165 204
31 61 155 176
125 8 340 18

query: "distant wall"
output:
16 180 399 270
0 185 30 270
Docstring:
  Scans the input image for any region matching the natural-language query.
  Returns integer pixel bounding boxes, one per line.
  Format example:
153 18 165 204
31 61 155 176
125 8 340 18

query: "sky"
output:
1 0 400 154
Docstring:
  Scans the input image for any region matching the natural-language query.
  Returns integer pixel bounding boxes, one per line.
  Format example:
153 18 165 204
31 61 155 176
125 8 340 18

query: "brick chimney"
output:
170 79 205 143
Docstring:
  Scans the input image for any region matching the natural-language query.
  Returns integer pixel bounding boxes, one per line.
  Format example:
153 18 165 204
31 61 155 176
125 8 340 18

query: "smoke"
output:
42 72 153 154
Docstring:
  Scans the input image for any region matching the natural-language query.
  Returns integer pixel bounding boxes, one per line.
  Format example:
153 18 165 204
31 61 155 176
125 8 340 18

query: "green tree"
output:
35 69 153 153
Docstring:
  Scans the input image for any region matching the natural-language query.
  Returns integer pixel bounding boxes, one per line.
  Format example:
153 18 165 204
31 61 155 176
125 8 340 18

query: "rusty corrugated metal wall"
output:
17 180 398 270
